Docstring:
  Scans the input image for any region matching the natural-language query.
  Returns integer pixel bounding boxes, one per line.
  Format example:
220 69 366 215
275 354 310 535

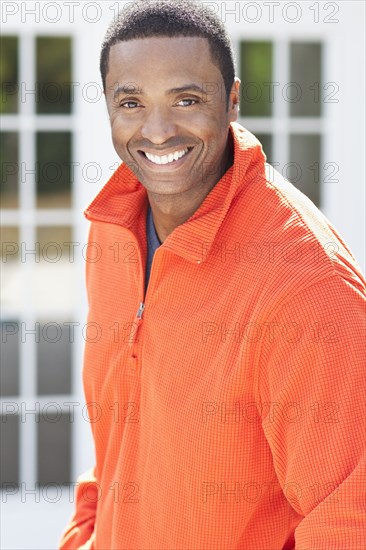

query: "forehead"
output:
106 36 223 89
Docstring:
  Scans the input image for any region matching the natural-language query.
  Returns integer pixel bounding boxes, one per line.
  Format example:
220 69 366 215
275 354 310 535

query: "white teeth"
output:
144 148 189 165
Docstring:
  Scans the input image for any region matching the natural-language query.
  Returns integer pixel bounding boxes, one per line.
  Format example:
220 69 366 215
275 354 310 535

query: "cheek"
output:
110 120 131 151
199 120 229 156
188 109 228 139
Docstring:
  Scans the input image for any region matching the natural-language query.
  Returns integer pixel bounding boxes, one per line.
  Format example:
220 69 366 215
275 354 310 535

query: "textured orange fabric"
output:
59 123 366 549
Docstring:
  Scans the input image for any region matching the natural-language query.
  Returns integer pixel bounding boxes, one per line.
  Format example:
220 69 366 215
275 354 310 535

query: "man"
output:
59 1 366 548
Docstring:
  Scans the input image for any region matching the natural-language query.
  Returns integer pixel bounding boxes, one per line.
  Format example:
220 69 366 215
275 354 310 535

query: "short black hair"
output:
100 0 236 105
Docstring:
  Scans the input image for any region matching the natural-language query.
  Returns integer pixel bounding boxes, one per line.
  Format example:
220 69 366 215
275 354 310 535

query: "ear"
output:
228 78 240 121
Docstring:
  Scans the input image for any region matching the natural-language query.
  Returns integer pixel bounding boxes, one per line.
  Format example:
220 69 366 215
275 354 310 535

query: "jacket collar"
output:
84 122 266 263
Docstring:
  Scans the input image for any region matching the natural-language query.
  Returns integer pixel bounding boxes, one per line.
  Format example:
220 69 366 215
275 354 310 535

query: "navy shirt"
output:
145 204 161 294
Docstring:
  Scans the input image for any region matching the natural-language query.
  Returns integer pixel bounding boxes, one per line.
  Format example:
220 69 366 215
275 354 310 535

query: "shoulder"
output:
229 163 365 318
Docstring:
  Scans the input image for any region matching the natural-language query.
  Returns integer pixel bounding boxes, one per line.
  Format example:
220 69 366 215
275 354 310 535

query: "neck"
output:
147 136 234 243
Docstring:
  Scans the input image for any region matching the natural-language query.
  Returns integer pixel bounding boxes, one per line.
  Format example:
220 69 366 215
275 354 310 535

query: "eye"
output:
176 98 199 107
120 101 141 109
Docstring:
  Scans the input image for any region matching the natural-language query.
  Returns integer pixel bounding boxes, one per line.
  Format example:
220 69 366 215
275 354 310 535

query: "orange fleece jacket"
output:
59 123 366 549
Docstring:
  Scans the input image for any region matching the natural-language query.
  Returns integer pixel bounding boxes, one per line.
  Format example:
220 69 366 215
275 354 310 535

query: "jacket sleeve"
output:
257 272 366 549
58 467 98 550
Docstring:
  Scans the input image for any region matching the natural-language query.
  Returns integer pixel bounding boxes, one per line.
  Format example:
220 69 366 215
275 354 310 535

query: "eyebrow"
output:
167 84 206 95
113 84 206 96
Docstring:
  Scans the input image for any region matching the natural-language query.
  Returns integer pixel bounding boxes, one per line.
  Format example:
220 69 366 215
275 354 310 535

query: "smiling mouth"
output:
140 147 191 166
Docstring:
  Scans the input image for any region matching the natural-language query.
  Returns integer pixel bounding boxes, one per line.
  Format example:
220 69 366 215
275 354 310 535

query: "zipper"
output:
128 302 145 354
136 302 145 318
128 241 146 351
128 245 163 353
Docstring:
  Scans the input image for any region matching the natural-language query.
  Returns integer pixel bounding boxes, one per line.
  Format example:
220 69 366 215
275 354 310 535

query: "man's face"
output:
104 36 240 197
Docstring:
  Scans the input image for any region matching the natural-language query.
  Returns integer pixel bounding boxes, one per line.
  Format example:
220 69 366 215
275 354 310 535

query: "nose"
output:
140 106 177 144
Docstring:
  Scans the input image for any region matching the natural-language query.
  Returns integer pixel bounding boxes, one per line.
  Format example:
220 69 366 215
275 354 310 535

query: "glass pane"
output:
0 321 20 397
240 42 272 117
37 411 71 485
255 134 272 162
36 132 72 208
0 36 18 114
290 43 322 117
36 37 72 114
1 226 19 260
37 320 72 395
1 227 21 311
36 226 73 261
288 134 321 206
0 132 19 208
0 414 19 487
31 227 77 311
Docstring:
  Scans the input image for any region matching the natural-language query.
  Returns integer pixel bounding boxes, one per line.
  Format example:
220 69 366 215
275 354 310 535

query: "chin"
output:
144 184 191 196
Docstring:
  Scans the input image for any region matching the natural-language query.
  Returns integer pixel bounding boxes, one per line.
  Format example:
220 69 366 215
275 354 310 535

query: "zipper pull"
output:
136 302 145 319
128 303 145 350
